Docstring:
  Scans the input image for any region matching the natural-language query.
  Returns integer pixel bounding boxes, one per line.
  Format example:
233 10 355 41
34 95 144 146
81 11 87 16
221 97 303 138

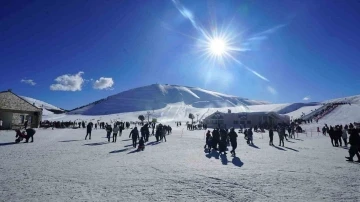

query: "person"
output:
212 129 220 150
113 125 119 142
106 125 113 142
228 128 238 157
278 127 285 147
287 127 291 139
138 137 145 151
0 119 2 134
328 126 336 146
342 128 348 146
269 128 274 146
85 123 92 140
204 130 212 150
25 128 36 143
24 120 28 129
129 127 139 148
247 128 253 145
345 124 360 162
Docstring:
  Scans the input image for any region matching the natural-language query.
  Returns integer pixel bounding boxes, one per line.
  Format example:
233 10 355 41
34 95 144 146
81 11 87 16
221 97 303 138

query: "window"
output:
247 120 251 125
20 115 25 124
233 121 238 124
240 121 245 124
26 115 32 123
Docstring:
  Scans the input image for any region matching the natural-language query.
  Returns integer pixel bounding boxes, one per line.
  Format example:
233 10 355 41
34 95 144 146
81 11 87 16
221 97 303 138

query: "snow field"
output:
0 124 359 202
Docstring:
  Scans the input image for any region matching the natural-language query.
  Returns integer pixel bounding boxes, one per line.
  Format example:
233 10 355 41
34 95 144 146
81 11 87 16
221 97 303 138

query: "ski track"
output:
0 124 359 202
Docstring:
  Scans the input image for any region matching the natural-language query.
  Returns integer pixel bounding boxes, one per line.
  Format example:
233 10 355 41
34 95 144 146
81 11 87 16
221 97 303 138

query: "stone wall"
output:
11 112 40 128
0 91 41 112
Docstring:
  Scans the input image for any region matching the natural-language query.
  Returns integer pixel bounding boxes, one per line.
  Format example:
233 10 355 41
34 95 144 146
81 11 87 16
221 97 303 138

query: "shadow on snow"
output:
284 146 299 152
232 157 244 167
59 140 82 143
0 142 18 146
249 144 260 149
83 142 109 146
109 148 131 153
272 145 286 151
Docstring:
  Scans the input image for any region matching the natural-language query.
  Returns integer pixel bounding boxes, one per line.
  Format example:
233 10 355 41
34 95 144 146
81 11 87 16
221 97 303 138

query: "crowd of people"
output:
322 122 360 162
293 102 351 125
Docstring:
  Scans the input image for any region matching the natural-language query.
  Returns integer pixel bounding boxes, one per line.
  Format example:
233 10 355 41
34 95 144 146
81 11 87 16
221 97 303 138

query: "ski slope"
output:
0 125 359 201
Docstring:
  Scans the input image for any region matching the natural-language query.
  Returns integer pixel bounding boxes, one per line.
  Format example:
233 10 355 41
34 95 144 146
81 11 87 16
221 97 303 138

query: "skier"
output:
228 128 238 157
113 124 119 142
129 127 140 148
106 125 113 142
269 128 274 146
345 124 360 162
85 123 92 140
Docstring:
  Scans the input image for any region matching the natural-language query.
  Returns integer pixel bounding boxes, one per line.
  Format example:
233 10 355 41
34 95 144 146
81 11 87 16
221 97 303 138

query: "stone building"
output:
203 110 290 129
0 90 42 129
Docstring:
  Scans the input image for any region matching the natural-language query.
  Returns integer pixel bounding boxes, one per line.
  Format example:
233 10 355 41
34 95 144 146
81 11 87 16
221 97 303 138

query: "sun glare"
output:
209 38 227 56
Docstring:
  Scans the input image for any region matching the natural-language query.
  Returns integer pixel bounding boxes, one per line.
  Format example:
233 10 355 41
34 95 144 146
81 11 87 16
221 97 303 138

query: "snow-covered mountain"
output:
69 84 269 115
21 96 65 114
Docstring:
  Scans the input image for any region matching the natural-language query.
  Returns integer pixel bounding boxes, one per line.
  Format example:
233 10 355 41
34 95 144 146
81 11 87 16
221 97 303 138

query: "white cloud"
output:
93 77 114 90
303 96 311 101
50 72 84 91
21 79 36 86
267 86 277 95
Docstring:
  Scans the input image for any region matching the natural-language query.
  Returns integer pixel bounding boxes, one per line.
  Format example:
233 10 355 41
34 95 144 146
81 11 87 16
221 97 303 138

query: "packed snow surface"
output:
0 124 359 202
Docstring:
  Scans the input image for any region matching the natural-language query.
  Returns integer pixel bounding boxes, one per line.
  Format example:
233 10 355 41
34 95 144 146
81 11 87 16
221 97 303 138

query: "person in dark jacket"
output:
138 137 145 151
129 127 139 148
85 123 92 140
24 120 28 129
328 126 336 146
204 130 212 150
345 124 360 162
228 128 238 156
106 125 112 142
211 129 220 150
23 128 35 143
269 128 274 146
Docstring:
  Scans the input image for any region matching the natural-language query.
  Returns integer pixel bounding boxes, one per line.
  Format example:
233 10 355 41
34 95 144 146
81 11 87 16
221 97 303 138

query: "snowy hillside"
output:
69 84 269 115
21 96 65 114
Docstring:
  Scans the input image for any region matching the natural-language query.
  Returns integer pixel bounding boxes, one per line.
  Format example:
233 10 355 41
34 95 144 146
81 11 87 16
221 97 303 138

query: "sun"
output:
208 38 228 56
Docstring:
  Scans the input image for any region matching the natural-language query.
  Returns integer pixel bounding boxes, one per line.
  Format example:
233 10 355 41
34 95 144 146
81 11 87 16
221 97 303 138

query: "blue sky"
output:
1 0 359 110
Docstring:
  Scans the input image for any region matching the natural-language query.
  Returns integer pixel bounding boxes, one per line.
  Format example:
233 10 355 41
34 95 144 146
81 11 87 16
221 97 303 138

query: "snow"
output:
21 96 63 111
286 105 322 119
0 123 359 201
69 84 270 115
2 92 360 201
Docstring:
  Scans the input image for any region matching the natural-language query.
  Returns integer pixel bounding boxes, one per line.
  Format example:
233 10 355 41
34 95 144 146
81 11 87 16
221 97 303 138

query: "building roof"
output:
0 90 41 112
